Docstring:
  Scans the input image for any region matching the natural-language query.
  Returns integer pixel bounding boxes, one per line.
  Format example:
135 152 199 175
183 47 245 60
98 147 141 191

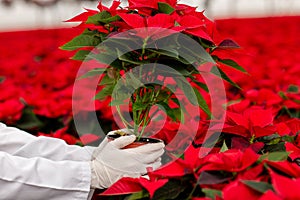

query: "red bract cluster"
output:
0 28 111 144
0 9 300 200
67 0 214 42
0 29 78 120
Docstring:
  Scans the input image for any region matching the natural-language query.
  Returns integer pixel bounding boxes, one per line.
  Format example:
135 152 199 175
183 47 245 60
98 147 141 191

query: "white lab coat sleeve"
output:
0 151 91 200
0 122 96 161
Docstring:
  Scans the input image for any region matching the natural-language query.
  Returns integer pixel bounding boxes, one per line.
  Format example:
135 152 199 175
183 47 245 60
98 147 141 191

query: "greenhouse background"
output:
1 0 300 199
1 0 300 30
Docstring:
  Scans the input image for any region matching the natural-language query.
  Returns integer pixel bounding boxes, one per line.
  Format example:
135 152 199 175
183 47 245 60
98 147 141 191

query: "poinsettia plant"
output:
1 9 300 200
61 0 244 139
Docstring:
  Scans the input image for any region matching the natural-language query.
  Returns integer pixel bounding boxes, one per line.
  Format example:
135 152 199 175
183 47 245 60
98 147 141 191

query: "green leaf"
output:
71 50 91 61
170 97 187 114
220 59 246 72
282 135 295 143
132 102 149 112
259 151 290 162
86 11 121 24
173 108 184 123
267 137 281 145
193 88 212 118
60 30 101 50
263 143 286 153
158 2 175 14
158 102 180 122
202 188 222 200
174 21 180 27
152 179 187 200
176 78 198 106
88 51 122 68
123 73 143 91
260 133 280 142
0 76 5 83
16 106 43 129
148 48 179 59
171 152 184 159
86 11 111 24
99 74 115 85
210 66 241 89
170 97 180 106
155 32 214 65
201 131 223 148
78 68 106 79
280 106 300 118
125 191 149 200
288 85 299 93
193 79 209 92
220 140 228 152
94 85 114 100
102 15 121 24
110 99 126 106
107 36 142 54
178 36 215 64
278 91 288 100
213 56 247 73
117 49 145 65
154 65 191 77
113 88 131 103
242 180 273 193
154 90 169 102
224 99 242 108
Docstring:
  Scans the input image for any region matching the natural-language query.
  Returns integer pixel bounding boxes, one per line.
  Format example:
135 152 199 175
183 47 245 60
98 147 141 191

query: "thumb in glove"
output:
90 133 164 189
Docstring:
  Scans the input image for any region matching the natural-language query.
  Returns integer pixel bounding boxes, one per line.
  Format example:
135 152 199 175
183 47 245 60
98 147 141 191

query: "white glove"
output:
90 131 165 189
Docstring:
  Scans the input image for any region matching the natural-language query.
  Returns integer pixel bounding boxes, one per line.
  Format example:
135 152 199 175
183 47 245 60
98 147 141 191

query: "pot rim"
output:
107 134 163 144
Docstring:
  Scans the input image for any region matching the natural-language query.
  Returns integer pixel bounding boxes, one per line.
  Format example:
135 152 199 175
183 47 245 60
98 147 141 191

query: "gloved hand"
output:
90 130 165 189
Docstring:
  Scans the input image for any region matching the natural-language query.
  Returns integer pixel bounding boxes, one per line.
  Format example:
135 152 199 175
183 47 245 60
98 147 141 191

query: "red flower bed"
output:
0 16 299 199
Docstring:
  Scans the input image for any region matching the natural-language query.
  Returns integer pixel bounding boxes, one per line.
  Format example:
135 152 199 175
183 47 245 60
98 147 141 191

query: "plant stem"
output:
142 36 149 56
138 106 151 140
116 105 132 128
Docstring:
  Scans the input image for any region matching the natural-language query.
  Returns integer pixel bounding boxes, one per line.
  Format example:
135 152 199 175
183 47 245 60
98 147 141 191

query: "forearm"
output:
0 151 92 200
0 122 96 161
13 136 95 161
0 122 36 154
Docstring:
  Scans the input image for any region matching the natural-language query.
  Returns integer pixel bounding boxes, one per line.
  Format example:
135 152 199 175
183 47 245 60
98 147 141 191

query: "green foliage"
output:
0 76 5 83
61 0 245 138
212 55 247 73
220 140 229 152
71 50 91 61
193 88 212 118
288 84 299 93
210 66 241 89
242 180 274 193
16 106 43 130
259 151 290 162
78 68 107 79
157 102 183 122
258 133 296 155
158 2 175 14
202 188 223 200
125 191 149 200
86 11 120 24
60 30 102 51
94 85 114 100
152 178 191 200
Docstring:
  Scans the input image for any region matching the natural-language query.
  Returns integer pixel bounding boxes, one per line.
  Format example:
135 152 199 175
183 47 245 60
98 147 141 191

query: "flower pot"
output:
107 133 163 149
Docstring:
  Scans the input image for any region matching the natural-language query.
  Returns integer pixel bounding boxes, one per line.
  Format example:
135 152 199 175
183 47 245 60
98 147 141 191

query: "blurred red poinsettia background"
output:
0 1 300 198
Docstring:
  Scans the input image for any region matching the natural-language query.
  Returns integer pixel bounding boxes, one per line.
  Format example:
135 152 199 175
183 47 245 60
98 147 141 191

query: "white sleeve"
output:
0 151 91 200
0 122 95 161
